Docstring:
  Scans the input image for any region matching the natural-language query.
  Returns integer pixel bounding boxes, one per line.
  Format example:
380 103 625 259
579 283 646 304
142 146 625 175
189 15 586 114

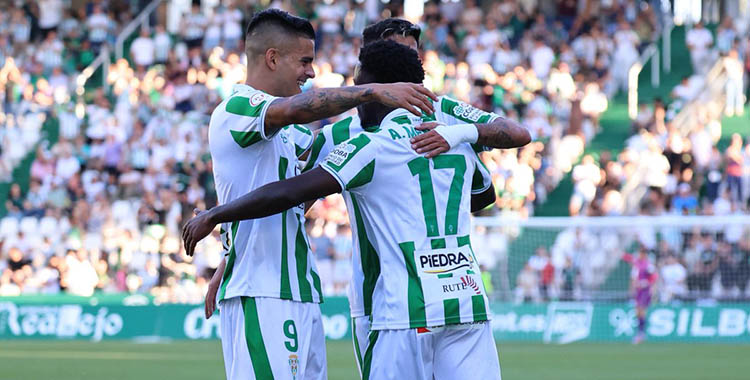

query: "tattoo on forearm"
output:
476 118 530 148
279 86 374 123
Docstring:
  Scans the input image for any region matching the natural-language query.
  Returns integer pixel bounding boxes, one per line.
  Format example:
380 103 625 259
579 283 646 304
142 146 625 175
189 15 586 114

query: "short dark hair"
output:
362 18 421 46
358 40 424 84
245 9 315 41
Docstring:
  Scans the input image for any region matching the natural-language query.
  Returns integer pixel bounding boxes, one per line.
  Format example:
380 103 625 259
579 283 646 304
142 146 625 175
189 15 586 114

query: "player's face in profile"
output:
277 36 316 96
386 34 418 52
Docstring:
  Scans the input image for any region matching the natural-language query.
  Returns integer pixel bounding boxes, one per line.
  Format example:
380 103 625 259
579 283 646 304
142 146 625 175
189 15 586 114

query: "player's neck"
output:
360 105 395 130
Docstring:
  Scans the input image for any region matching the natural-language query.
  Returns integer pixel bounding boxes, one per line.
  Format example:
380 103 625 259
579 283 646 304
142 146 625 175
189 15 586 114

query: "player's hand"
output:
182 208 217 257
411 124 450 158
205 273 220 319
367 83 438 117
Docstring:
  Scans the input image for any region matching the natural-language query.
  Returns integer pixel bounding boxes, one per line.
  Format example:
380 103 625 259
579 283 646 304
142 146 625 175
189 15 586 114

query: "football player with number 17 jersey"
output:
183 40 530 380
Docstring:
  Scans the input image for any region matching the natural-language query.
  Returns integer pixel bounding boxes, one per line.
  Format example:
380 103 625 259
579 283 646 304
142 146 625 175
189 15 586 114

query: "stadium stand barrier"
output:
471 215 750 303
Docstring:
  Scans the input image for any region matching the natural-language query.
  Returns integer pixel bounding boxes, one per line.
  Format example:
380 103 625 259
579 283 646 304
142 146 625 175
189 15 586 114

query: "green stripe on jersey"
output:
311 268 322 301
391 115 411 125
433 155 466 235
471 294 489 322
294 143 306 157
431 238 446 249
295 214 313 302
302 132 327 172
362 330 380 380
351 194 380 315
443 298 461 325
352 318 364 372
230 130 263 148
241 297 274 380
217 221 239 301
408 157 439 237
346 160 375 189
331 117 353 145
279 157 293 300
399 241 426 328
226 96 265 117
457 234 480 264
440 97 494 124
293 124 312 135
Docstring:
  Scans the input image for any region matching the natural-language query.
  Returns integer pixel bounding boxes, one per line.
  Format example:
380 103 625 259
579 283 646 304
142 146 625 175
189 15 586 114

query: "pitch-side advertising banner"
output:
2 297 750 343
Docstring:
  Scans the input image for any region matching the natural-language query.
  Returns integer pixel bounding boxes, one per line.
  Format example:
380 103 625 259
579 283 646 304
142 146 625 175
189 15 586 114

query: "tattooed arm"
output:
475 117 531 149
264 83 437 135
411 117 531 158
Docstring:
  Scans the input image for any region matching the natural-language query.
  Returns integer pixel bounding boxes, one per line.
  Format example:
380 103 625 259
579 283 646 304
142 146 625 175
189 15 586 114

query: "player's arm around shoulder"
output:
411 96 531 156
182 166 342 256
263 83 437 137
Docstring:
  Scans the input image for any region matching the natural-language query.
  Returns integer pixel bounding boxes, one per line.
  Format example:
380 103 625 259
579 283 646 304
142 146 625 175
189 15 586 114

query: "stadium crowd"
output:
515 12 750 304
0 0 747 304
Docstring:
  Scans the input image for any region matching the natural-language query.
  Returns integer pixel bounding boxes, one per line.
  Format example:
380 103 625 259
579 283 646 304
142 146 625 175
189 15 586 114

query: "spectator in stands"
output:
724 48 746 117
153 24 171 65
726 134 744 203
5 184 25 218
37 0 63 38
570 154 602 216
86 4 110 52
515 263 541 304
686 21 714 75
130 28 155 70
659 254 687 303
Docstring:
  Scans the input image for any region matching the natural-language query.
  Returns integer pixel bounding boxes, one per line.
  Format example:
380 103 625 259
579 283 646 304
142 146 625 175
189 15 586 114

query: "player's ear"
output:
265 48 279 71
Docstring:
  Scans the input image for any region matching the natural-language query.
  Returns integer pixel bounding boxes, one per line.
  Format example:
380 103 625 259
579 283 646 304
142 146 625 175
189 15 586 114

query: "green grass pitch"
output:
1 340 748 379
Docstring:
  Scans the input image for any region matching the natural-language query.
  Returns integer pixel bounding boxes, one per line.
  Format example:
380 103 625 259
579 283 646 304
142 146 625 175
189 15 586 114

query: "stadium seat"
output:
0 217 19 238
38 216 60 239
19 216 39 235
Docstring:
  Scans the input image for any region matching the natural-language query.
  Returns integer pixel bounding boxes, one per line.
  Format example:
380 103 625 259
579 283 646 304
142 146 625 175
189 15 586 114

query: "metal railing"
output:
115 0 164 61
628 44 660 119
76 46 110 93
620 57 729 215
671 58 729 136
662 17 674 73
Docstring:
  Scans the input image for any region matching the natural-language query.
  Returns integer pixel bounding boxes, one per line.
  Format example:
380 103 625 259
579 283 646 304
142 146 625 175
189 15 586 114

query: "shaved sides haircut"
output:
244 9 316 57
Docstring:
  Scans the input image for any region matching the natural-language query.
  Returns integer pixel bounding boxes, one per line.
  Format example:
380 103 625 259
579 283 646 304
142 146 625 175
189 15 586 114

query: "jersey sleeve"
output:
223 90 279 147
320 134 378 192
470 152 493 194
435 96 502 152
290 124 314 158
302 125 334 172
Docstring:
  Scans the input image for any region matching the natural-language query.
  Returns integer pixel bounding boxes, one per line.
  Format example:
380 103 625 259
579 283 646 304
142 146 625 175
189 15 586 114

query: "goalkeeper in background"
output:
625 248 657 344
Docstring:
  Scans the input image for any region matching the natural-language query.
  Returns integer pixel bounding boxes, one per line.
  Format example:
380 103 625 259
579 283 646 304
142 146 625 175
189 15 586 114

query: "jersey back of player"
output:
321 109 492 330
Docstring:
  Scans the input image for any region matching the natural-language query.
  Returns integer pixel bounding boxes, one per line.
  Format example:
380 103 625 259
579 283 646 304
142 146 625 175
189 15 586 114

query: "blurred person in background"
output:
627 248 657 344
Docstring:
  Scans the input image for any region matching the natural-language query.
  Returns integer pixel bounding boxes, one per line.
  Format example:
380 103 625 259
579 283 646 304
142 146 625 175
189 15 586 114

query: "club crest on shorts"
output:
288 354 299 379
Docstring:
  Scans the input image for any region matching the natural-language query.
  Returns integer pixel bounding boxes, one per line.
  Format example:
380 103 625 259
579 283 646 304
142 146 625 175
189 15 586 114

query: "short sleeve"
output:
290 124 314 158
320 134 378 192
436 96 501 125
470 152 492 194
223 90 279 147
435 96 501 152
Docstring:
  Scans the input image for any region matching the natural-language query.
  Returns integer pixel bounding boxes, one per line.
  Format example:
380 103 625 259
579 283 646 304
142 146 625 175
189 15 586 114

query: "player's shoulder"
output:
436 95 496 123
221 85 274 119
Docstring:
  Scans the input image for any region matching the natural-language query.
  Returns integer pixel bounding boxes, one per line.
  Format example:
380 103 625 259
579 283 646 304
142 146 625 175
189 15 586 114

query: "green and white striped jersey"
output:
303 96 499 320
319 108 494 330
209 84 322 303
